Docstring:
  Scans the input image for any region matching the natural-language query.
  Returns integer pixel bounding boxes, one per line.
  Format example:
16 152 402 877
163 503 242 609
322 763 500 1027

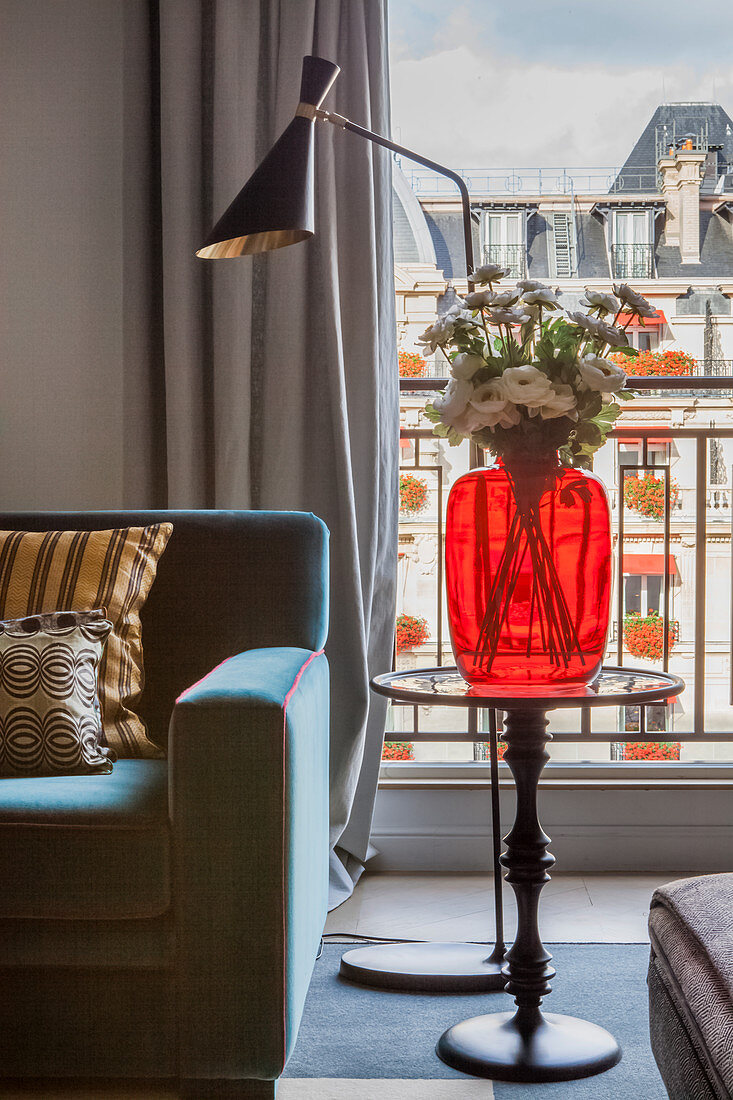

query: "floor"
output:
2 872 691 1098
324 870 694 944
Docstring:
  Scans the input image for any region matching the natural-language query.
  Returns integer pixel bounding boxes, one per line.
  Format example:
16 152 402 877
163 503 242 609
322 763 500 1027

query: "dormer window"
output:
611 209 654 278
481 211 526 278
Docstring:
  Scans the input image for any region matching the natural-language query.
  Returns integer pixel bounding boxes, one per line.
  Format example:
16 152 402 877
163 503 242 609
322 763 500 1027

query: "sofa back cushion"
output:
0 512 329 750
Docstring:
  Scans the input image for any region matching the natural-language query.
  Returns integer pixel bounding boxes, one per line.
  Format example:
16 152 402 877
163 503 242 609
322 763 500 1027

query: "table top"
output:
371 666 685 711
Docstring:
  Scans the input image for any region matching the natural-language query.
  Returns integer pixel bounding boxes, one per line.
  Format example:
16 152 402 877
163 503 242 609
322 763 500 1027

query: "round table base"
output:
436 1009 621 1082
339 942 506 993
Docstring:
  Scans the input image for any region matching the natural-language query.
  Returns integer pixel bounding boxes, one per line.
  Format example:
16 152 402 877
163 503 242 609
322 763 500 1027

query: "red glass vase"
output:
445 456 612 689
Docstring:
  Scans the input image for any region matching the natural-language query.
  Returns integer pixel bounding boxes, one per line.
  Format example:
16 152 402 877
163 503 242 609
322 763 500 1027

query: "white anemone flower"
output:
463 290 495 309
416 315 456 355
516 279 550 294
579 289 621 314
473 263 511 284
612 284 657 317
500 365 554 409
522 287 562 310
566 311 628 347
487 306 532 326
486 288 521 308
540 384 578 420
578 354 627 393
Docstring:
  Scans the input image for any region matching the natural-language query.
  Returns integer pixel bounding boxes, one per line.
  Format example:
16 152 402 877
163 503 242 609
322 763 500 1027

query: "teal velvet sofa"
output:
0 510 330 1099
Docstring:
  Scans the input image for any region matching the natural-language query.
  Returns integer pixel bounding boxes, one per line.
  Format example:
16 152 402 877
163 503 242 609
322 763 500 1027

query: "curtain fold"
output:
123 0 398 906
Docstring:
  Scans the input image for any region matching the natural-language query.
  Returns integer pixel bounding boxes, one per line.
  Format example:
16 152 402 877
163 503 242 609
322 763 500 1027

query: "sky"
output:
389 1 733 169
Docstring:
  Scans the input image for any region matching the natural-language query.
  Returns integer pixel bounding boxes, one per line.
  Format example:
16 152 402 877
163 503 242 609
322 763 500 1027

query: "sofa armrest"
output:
169 647 329 1086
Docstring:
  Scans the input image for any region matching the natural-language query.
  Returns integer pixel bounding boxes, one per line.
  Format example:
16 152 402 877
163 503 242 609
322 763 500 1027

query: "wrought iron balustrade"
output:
393 375 733 756
482 244 526 279
611 243 655 279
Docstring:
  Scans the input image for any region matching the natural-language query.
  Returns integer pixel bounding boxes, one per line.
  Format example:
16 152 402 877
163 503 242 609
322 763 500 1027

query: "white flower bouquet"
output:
422 271 651 468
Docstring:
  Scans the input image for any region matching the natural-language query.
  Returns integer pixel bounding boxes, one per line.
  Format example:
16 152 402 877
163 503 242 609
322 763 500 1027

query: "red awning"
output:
399 436 411 449
616 310 667 327
622 553 677 576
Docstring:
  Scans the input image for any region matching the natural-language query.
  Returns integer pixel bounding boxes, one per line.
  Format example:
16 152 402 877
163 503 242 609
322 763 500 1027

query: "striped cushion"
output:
0 524 172 758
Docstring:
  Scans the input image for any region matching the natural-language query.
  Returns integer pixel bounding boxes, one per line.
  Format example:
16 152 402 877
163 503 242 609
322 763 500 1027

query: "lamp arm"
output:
314 107 475 289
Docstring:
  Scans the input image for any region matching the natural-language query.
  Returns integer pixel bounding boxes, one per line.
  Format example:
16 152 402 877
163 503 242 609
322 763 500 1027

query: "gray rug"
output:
281 943 665 1099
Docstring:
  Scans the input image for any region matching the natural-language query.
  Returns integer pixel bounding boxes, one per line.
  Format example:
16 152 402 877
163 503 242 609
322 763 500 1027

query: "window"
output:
481 211 525 277
611 209 654 278
624 573 662 616
618 439 669 468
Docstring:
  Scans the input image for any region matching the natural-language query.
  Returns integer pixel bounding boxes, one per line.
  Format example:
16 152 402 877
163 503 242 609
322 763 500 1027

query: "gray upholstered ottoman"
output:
648 874 733 1100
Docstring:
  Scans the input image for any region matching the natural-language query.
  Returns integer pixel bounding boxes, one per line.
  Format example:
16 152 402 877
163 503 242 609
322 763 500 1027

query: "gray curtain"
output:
123 0 398 906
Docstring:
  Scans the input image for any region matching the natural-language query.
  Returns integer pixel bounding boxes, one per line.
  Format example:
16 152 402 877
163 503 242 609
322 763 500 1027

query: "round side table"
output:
354 666 684 1084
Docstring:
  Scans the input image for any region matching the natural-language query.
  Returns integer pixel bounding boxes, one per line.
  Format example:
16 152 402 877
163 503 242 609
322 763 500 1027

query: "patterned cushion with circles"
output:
0 609 115 777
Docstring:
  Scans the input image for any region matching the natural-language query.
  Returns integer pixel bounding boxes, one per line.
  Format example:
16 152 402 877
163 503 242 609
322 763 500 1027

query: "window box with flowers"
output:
382 740 415 761
398 348 428 378
399 473 429 516
395 614 430 654
622 741 681 761
623 611 678 662
623 473 680 519
610 349 696 378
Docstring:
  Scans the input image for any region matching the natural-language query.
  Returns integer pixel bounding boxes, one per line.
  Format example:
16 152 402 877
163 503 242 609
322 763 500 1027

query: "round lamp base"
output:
339 941 505 993
437 1010 621 1082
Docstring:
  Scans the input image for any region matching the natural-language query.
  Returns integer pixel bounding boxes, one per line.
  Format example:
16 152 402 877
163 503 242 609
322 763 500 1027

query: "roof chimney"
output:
658 145 707 263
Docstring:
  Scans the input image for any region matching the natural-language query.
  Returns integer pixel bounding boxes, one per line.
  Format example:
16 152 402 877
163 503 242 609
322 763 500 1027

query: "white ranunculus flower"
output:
500 365 554 409
468 380 517 430
516 279 550 294
416 315 456 355
432 377 473 426
464 290 494 309
579 289 621 314
612 283 656 317
450 352 484 381
522 287 561 310
578 354 627 393
540 383 578 420
487 306 532 326
473 263 511 284
450 405 486 436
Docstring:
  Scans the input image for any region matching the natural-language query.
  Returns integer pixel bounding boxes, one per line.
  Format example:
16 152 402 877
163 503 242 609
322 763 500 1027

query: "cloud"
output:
390 42 733 169
390 0 733 71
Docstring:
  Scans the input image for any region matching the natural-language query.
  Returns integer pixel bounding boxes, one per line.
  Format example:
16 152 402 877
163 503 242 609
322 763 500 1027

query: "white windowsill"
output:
379 761 733 790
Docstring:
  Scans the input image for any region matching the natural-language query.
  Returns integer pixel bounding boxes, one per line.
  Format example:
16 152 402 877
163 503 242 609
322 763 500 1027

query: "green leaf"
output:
423 404 441 423
574 421 603 446
612 345 639 358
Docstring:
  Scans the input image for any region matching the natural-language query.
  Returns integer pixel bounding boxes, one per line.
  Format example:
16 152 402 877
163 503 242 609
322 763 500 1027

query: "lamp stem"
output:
316 108 475 290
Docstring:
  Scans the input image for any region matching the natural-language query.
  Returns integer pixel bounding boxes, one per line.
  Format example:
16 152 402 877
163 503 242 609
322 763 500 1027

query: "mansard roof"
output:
392 104 733 281
615 103 733 193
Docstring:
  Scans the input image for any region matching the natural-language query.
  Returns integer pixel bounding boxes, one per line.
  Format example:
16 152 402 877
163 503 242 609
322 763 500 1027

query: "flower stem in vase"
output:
475 460 584 675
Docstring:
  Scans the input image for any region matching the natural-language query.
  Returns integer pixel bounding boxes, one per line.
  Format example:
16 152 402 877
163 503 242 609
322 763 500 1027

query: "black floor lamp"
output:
196 53 504 993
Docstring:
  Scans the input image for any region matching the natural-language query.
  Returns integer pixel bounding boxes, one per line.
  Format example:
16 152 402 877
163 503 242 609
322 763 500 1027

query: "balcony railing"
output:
394 375 733 759
482 244 526 279
400 165 660 197
611 243 654 279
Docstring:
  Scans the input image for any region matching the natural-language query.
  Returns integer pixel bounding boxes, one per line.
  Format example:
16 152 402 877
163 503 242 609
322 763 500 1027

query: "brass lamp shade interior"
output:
197 56 340 259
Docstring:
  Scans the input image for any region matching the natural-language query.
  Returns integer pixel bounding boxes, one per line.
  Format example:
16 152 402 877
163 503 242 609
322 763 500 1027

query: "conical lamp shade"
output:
197 56 340 259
